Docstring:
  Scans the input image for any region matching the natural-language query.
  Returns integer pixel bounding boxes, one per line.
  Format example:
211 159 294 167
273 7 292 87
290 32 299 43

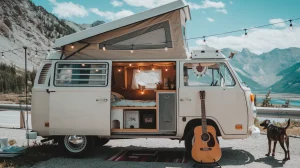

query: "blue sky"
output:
32 0 300 54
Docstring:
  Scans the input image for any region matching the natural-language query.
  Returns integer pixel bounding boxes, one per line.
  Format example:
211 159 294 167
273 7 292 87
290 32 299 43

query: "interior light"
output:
129 63 132 66
151 65 154 71
118 66 121 72
141 90 145 94
165 66 168 71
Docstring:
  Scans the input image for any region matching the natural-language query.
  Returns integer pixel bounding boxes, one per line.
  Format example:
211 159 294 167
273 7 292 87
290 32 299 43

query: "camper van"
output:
29 0 259 156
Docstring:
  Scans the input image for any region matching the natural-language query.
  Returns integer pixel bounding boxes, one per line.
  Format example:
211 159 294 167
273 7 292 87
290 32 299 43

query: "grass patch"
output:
0 142 63 168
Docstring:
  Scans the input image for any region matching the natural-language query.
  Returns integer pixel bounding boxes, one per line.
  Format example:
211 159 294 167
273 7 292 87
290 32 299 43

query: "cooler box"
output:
124 111 139 128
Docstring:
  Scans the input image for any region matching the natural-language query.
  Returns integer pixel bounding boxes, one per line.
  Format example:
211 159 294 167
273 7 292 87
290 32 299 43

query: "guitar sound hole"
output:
201 133 210 141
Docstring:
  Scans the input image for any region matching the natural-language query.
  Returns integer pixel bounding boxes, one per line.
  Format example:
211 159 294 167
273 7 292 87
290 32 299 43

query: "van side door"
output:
48 60 112 136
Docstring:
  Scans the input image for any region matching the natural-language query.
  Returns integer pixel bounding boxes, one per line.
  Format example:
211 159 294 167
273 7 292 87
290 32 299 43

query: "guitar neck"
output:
201 99 207 134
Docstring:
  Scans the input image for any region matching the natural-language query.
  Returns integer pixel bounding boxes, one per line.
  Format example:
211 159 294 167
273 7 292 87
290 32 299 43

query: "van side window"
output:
183 63 235 87
54 63 108 87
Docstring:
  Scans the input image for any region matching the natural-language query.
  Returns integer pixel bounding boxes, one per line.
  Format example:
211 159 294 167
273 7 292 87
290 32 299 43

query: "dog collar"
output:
267 123 272 128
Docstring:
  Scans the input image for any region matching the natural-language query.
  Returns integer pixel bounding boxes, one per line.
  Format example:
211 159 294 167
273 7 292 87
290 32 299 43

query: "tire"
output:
184 130 194 158
58 135 95 157
95 137 109 146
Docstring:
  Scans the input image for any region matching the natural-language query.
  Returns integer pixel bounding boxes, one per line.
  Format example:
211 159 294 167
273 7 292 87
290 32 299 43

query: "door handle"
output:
180 98 191 101
96 99 108 102
46 89 55 94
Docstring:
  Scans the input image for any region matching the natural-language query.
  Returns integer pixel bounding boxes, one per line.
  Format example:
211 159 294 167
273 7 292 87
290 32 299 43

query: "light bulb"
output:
165 66 168 71
118 67 121 72
95 69 99 72
137 67 140 73
71 44 74 49
131 49 133 53
82 64 85 67
165 46 168 51
141 90 145 94
129 63 132 66
103 45 106 51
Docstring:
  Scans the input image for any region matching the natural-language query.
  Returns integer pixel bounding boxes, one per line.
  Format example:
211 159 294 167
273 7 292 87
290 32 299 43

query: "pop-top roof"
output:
54 0 190 48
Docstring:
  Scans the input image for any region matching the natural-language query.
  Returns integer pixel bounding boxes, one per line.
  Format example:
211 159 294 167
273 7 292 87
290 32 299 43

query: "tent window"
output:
54 63 108 87
99 21 172 50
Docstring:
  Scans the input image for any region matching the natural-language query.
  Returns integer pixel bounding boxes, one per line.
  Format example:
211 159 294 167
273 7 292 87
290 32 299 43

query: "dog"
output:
260 119 290 161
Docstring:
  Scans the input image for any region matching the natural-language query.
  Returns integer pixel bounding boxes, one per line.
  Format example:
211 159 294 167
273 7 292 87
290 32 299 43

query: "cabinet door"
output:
159 93 176 131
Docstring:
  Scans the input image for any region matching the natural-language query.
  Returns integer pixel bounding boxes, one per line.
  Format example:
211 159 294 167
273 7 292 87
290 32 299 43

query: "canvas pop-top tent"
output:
50 0 191 60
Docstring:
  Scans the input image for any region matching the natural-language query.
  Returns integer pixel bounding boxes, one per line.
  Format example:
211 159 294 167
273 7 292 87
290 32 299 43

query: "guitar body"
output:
192 125 222 163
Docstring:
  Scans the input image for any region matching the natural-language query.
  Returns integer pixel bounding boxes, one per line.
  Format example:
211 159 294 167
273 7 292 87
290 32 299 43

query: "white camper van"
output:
30 0 259 156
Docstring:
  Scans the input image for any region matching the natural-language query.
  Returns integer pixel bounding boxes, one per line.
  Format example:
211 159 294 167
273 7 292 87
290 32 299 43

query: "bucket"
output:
0 137 8 148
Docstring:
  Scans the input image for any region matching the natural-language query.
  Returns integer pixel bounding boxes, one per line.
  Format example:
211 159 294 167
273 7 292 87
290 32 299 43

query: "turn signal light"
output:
250 94 254 102
235 124 243 130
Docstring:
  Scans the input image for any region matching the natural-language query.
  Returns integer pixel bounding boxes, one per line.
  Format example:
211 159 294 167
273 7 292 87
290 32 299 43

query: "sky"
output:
32 0 300 54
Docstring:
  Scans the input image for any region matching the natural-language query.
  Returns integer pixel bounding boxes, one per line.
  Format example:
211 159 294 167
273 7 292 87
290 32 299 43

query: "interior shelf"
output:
111 129 158 133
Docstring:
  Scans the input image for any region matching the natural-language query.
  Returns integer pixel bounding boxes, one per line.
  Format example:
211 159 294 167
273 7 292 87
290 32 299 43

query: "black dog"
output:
260 119 290 161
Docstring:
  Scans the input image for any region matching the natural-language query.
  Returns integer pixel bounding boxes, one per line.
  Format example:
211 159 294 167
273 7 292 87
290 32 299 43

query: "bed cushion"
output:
111 99 156 107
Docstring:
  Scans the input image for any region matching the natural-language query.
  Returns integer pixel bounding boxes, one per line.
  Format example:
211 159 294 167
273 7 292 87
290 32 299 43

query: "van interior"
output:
110 61 177 135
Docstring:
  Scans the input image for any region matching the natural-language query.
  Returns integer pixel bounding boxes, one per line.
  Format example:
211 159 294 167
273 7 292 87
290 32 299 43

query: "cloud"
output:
90 8 134 21
111 0 123 7
199 0 225 9
207 18 215 22
122 0 225 10
230 1 233 4
195 27 300 54
269 18 286 28
49 0 88 18
216 9 227 14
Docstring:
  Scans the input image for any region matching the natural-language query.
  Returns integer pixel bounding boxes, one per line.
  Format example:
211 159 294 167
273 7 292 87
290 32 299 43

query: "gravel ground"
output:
0 128 299 168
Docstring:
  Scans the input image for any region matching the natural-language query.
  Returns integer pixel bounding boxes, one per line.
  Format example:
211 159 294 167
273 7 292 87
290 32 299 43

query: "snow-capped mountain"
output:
222 47 300 92
62 20 105 32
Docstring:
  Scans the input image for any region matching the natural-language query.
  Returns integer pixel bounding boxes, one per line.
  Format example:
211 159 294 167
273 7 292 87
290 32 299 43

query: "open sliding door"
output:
48 60 112 136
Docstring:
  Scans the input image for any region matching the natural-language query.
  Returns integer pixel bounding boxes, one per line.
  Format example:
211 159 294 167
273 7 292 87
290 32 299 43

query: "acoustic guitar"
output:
191 91 222 163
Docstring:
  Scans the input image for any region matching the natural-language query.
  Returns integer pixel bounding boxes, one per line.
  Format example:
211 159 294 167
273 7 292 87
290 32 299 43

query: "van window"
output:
183 63 235 87
132 69 162 89
54 63 108 87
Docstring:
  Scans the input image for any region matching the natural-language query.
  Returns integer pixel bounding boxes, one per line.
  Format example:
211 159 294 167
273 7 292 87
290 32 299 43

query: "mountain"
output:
0 0 104 70
222 47 300 92
271 62 300 94
0 0 76 69
62 20 105 32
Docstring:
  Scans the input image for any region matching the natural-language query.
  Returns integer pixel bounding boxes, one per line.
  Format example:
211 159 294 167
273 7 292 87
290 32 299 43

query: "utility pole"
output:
23 46 29 147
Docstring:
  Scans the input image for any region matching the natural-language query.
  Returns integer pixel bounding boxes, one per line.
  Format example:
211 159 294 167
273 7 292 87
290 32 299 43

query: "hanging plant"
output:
192 64 207 78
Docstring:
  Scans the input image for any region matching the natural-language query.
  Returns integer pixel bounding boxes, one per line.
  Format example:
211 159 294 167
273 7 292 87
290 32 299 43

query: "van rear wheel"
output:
59 135 95 157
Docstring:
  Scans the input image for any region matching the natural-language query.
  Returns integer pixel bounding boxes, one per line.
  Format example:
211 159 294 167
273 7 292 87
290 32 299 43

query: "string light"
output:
129 63 132 66
244 29 248 38
289 20 293 30
1 52 3 59
165 66 168 71
95 69 99 72
82 64 85 66
118 66 121 72
137 66 140 73
151 64 154 71
141 90 145 94
35 50 37 57
103 44 106 51
71 44 74 49
131 45 134 53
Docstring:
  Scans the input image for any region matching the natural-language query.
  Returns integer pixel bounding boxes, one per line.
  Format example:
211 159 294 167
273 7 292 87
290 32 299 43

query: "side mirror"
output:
221 78 226 88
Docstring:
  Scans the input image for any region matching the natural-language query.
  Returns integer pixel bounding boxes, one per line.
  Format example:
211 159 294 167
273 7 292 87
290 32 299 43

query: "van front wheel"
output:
59 135 95 157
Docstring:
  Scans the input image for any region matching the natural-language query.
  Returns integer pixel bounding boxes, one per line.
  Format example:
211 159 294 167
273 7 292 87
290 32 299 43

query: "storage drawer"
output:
158 93 176 131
